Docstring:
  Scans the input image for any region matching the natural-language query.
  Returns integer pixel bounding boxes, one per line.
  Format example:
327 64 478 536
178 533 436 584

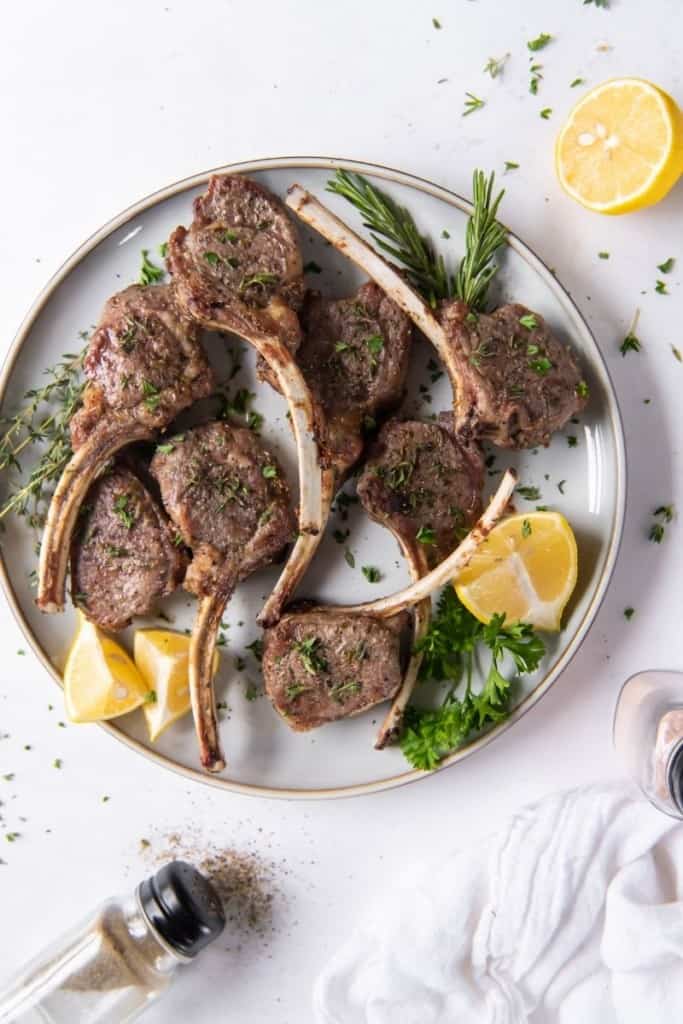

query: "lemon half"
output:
556 78 683 214
455 512 578 632
64 613 149 722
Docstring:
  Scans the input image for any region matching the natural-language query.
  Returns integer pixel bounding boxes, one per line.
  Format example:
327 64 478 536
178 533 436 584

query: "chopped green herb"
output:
5 832 20 843
654 504 674 523
441 229 450 239
285 682 310 702
246 638 264 662
521 518 532 538
303 260 322 274
144 691 157 704
576 380 589 399
330 680 362 704
141 379 161 412
672 345 682 363
598 251 610 259
203 251 221 267
293 636 327 675
567 435 578 447
557 479 566 494
362 565 381 583
344 548 356 569
528 33 552 51
649 523 665 544
530 357 553 375
432 16 442 28
655 280 668 295
657 257 675 273
540 108 553 120
139 250 165 286
516 485 541 501
624 607 635 621
365 334 385 368
335 341 350 353
519 314 538 330
262 464 278 479
416 525 436 545
463 92 486 116
584 0 608 6
484 54 509 78
2 773 14 782
158 241 168 258
104 544 128 558
504 161 519 172
239 272 279 292
332 528 350 544
113 494 135 529
570 77 585 87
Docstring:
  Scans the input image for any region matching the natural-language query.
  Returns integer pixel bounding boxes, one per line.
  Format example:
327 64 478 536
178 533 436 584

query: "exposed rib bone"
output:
189 574 236 773
325 468 517 618
374 535 430 749
286 185 463 394
37 420 152 613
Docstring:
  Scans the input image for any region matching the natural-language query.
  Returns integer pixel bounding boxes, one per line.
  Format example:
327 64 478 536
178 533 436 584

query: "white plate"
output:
0 157 626 799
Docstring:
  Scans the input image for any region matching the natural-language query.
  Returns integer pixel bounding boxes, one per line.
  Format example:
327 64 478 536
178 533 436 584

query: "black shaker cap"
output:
138 860 225 958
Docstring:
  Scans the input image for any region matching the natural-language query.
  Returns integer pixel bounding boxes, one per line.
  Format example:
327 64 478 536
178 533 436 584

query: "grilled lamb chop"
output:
71 466 186 632
150 421 296 772
286 186 587 450
297 282 413 479
264 607 410 730
38 284 214 613
357 416 484 746
263 468 516 733
167 173 333 627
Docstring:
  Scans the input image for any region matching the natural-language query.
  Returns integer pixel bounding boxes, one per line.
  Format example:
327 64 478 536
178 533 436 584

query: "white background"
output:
1 1 683 1021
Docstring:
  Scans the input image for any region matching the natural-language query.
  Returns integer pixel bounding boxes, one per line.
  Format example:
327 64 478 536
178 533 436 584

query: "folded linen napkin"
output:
314 783 683 1023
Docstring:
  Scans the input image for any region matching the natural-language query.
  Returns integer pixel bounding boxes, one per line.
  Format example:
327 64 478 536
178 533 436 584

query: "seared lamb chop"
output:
297 282 412 479
167 174 333 627
357 416 484 746
285 187 587 450
263 468 516 733
150 421 295 772
38 284 214 613
71 466 186 632
264 607 410 730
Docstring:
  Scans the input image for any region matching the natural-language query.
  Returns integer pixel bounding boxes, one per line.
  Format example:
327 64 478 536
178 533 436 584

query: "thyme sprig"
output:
0 347 87 527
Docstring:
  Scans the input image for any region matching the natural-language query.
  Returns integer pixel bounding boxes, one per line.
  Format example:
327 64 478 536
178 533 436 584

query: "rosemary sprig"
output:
0 347 87 528
326 168 506 312
453 170 507 309
326 169 450 305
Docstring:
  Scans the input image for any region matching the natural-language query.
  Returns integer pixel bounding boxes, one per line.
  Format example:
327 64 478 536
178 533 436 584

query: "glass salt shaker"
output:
0 861 225 1023
613 670 683 818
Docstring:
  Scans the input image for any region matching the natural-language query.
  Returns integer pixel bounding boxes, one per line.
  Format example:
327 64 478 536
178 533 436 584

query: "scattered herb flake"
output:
540 108 553 120
484 54 509 78
672 345 682 363
416 525 436 546
567 435 578 447
504 161 519 172
261 464 278 479
362 565 381 583
463 92 486 116
657 257 675 274
432 16 442 28
571 77 585 87
521 518 532 538
655 280 668 295
576 380 589 399
344 548 356 569
598 251 610 259
519 314 538 330
624 607 635 620
557 479 567 494
139 250 165 286
528 33 552 51
516 485 541 501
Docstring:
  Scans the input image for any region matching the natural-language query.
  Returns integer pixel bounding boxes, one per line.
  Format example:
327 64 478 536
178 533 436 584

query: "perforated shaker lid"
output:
138 860 225 958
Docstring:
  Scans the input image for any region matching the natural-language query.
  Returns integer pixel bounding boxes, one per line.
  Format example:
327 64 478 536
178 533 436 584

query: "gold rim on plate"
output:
0 156 626 800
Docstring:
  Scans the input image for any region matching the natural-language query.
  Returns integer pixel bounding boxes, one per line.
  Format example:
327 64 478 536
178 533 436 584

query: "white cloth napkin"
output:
314 783 683 1023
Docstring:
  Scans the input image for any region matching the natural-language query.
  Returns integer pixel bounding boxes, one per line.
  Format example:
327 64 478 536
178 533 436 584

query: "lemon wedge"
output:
134 630 219 742
64 612 149 723
455 512 578 632
556 78 683 214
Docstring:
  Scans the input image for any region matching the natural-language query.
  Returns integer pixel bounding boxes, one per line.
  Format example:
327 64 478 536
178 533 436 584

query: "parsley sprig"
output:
400 589 544 770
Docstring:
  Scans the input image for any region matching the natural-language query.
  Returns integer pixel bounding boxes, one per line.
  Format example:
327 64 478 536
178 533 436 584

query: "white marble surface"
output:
1 1 682 1020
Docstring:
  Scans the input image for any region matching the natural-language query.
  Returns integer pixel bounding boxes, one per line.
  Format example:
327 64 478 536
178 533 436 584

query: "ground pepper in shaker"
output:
613 670 683 818
0 861 225 1023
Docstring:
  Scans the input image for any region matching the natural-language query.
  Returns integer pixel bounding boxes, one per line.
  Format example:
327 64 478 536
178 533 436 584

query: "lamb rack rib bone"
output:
357 416 485 748
326 468 516 619
167 174 334 628
150 421 297 773
38 284 214 613
285 184 463 400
